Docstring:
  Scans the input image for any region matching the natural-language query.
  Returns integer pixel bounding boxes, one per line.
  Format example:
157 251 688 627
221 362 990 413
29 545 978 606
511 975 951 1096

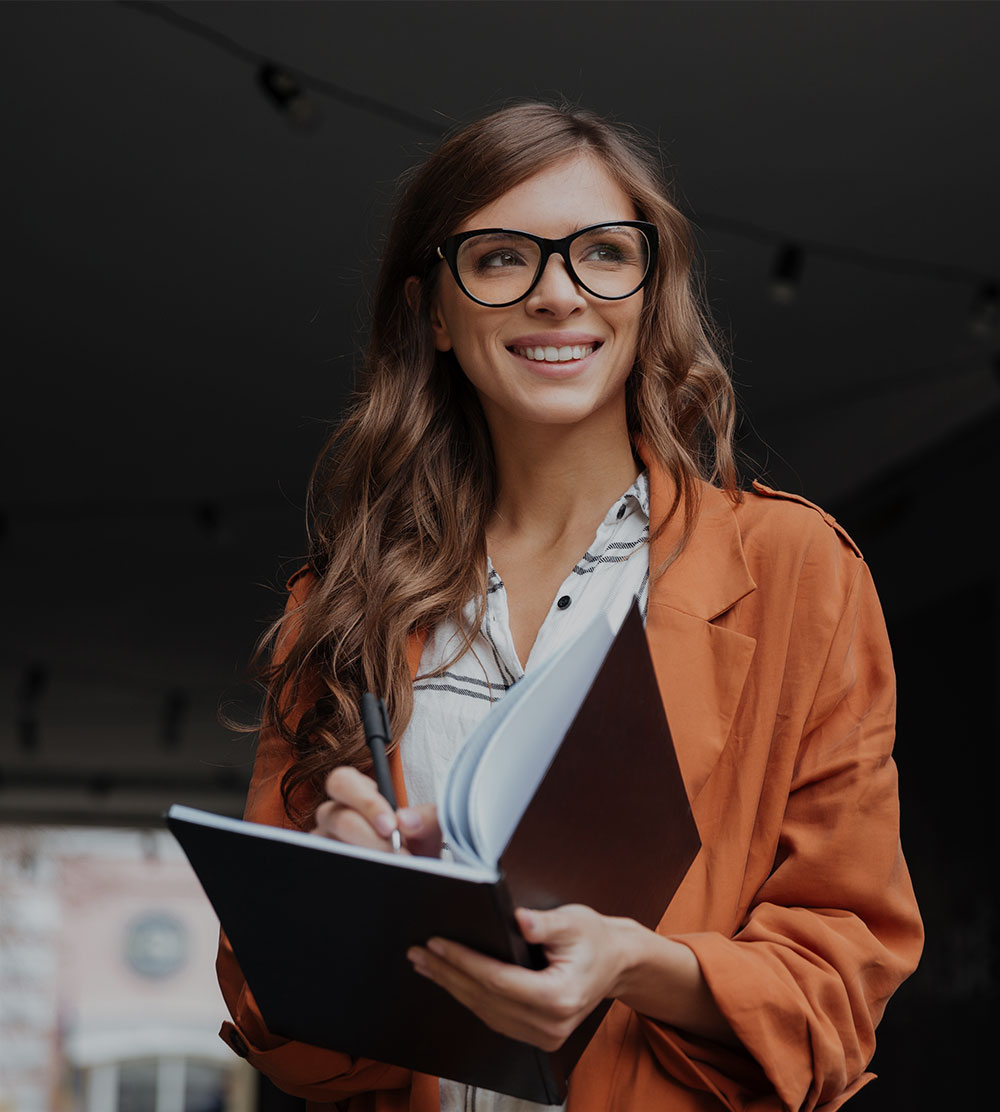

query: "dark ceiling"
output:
1 0 997 824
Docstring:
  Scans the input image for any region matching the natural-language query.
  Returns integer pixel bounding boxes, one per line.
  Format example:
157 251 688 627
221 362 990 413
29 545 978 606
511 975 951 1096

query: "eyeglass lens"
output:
455 225 651 305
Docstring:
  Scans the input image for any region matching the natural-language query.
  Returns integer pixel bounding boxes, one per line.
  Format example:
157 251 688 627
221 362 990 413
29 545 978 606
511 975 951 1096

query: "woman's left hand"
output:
407 905 630 1052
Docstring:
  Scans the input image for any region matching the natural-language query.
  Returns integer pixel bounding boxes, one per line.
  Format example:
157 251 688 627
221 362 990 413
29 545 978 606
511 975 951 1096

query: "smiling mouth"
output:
508 342 601 363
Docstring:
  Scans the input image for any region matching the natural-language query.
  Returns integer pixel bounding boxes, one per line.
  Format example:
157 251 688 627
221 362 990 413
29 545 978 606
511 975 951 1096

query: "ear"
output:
404 276 421 314
405 275 452 352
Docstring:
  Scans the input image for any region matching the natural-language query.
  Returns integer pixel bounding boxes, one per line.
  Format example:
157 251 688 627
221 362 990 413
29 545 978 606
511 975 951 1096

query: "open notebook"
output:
168 602 699 1102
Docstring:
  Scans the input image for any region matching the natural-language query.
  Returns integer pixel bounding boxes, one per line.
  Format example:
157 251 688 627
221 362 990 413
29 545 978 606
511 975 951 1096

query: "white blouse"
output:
400 472 651 1112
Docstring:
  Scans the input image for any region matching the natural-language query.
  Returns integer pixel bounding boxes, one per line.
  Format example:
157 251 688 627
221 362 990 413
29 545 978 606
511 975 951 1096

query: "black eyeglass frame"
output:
435 220 659 308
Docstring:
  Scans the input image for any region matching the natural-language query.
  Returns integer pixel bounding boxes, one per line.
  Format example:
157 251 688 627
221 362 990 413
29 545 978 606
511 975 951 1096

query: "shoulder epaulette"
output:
751 480 863 559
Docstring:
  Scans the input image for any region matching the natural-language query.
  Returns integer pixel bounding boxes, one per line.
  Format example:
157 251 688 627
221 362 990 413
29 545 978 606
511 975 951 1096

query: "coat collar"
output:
643 451 756 621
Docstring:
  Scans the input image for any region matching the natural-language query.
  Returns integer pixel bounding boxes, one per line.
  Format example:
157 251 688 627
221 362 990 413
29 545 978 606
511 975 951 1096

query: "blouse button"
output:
557 595 572 610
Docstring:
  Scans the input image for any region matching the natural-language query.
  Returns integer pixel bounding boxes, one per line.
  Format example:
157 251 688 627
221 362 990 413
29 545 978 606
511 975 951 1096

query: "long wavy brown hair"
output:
258 102 738 826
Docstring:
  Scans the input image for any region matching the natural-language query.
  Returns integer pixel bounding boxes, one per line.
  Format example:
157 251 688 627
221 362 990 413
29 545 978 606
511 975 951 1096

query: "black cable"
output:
117 0 446 136
118 2 996 292
692 213 991 288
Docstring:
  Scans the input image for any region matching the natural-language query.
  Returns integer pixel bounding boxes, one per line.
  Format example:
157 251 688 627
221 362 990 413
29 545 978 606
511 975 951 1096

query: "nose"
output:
524 252 587 317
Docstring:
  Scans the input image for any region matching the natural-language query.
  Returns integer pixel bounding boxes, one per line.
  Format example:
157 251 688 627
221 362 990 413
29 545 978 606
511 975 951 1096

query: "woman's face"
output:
428 153 644 438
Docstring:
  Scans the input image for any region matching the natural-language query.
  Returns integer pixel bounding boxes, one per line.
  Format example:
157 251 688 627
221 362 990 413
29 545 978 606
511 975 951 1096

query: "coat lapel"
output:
645 605 756 809
644 464 757 808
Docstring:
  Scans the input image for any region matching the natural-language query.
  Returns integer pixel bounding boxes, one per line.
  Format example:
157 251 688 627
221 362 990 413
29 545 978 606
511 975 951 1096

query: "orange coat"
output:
217 469 922 1112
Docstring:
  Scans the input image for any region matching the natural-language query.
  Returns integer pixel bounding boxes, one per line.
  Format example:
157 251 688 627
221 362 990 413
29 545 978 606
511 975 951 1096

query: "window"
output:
77 1056 251 1112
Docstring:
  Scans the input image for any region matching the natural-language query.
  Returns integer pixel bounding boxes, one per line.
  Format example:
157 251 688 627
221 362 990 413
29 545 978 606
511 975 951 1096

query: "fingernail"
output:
398 808 422 833
373 813 396 838
518 910 535 931
426 938 445 956
407 948 427 973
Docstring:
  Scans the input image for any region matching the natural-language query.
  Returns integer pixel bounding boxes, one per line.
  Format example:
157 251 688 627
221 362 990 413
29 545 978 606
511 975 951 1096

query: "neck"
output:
486 413 640 545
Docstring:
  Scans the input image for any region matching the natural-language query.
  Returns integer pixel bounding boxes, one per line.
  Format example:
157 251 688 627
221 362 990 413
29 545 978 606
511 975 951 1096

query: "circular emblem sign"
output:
124 912 188 979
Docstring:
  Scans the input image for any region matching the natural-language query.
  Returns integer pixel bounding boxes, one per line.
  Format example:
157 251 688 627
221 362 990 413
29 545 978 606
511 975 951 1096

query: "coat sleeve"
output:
216 570 412 1102
637 558 923 1112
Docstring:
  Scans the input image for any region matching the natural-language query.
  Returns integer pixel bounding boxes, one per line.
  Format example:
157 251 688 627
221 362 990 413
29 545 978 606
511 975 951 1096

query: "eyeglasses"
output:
436 221 658 307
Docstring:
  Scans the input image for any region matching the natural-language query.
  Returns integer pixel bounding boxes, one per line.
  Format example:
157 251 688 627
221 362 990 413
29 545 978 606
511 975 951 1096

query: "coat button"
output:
557 595 571 610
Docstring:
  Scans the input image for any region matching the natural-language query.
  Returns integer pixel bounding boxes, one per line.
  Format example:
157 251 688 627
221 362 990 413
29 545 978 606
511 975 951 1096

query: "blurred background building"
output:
0 825 254 1112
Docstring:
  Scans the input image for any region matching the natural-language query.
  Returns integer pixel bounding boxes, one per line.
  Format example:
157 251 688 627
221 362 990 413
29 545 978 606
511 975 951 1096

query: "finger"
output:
323 766 398 840
407 944 571 1051
312 800 396 851
324 765 380 807
418 937 549 1006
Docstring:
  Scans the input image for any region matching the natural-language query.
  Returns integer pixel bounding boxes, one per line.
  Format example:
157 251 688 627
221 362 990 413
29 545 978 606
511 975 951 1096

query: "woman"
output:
217 103 922 1112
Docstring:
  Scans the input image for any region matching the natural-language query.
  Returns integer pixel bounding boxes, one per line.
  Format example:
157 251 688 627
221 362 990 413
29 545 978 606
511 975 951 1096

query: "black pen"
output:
360 691 402 853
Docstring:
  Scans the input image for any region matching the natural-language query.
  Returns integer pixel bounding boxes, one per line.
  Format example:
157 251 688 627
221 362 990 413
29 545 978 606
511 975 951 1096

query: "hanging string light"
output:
17 664 49 752
194 500 224 540
160 689 189 748
117 0 441 136
769 243 805 304
257 63 320 131
969 282 998 338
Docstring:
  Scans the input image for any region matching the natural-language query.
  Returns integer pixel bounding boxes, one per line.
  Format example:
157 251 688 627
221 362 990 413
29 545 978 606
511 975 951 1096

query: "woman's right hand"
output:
311 766 443 857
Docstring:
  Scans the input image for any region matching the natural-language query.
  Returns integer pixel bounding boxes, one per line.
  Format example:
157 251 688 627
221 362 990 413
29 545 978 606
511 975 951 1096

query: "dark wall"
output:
862 579 996 1107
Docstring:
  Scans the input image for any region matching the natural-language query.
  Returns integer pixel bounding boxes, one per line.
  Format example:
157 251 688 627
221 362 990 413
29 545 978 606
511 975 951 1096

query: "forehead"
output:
456 152 637 236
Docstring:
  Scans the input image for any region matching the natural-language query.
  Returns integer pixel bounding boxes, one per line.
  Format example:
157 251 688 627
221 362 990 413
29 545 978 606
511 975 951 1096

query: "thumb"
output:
515 905 579 944
396 803 442 857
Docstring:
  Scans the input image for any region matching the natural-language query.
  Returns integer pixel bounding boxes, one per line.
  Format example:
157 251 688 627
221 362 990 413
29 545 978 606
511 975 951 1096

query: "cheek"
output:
611 306 642 364
432 291 497 360
439 330 492 397
447 321 504 375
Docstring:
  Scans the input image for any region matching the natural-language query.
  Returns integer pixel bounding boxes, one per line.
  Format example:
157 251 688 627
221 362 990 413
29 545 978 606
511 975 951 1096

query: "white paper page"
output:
466 610 614 864
439 725 491 861
438 669 548 863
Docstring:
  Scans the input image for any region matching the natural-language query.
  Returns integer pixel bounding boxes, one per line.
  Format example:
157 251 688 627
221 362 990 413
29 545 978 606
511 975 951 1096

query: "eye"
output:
575 227 646 270
582 242 628 264
476 248 528 271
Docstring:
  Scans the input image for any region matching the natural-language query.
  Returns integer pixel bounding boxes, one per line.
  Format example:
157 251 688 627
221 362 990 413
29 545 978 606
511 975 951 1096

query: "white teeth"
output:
513 344 596 362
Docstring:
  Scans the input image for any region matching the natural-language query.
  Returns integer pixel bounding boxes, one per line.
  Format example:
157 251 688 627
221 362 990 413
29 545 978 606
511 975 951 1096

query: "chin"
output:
475 375 628 433
514 396 619 430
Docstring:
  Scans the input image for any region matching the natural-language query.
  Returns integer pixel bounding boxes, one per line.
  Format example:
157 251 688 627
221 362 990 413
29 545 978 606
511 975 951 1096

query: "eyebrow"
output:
465 224 635 241
468 232 525 243
582 225 633 235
